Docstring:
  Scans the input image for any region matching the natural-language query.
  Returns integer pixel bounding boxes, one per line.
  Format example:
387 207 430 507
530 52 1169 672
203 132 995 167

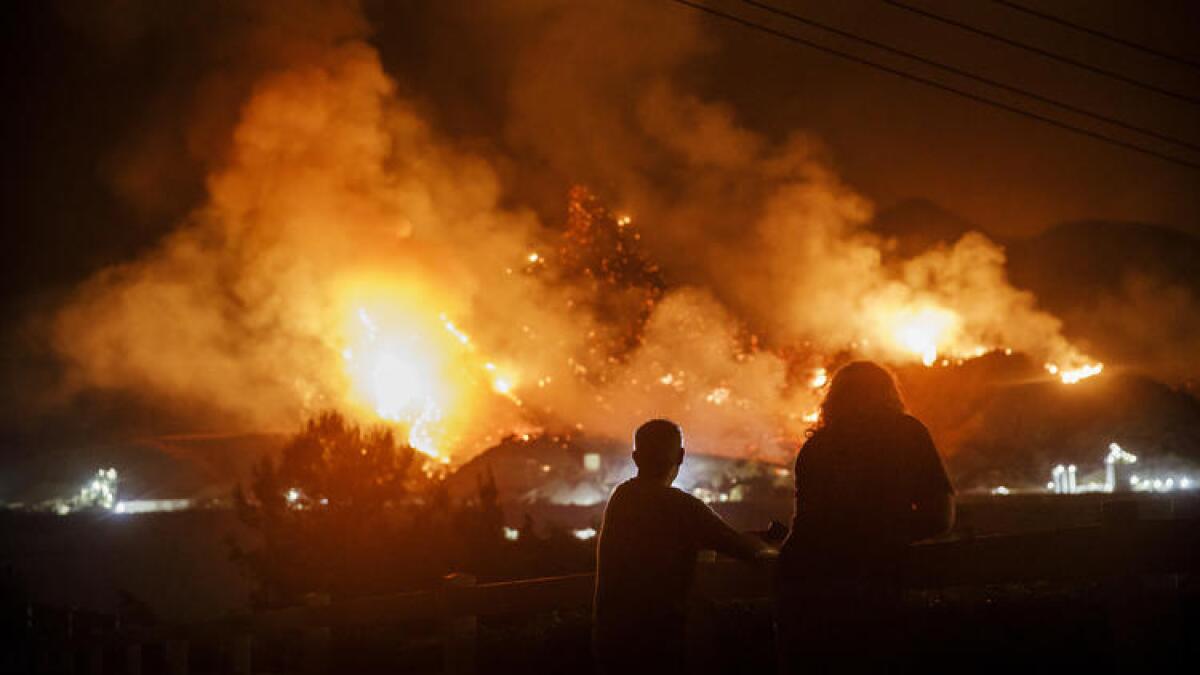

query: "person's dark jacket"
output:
593 477 763 668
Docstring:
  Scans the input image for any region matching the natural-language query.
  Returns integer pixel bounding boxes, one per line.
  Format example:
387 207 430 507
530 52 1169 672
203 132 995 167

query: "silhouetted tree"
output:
232 411 445 606
448 468 511 576
231 412 606 606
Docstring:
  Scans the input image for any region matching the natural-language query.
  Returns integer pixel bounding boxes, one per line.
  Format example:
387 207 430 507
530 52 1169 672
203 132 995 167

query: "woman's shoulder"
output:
895 413 929 432
795 428 833 468
892 413 937 450
799 428 827 451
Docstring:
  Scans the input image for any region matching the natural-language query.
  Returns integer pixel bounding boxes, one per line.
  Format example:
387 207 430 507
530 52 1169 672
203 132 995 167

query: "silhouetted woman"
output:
776 361 954 672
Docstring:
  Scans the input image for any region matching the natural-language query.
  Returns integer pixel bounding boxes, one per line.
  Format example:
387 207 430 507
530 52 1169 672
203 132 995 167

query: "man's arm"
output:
688 497 772 560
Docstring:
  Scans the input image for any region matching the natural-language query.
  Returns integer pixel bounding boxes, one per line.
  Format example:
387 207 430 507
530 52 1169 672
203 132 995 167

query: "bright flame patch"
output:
888 306 959 367
1047 361 1104 384
344 305 448 456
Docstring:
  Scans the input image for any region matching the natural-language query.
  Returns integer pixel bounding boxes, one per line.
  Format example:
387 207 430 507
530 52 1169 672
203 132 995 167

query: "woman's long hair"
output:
814 361 906 433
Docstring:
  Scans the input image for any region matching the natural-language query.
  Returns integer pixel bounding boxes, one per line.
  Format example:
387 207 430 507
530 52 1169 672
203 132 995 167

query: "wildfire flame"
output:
343 305 449 457
886 306 959 367
1047 361 1104 385
860 301 1103 385
336 273 533 459
335 246 1104 461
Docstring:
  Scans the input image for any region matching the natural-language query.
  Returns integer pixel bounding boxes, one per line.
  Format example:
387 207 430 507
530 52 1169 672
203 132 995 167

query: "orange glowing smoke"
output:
48 10 1107 469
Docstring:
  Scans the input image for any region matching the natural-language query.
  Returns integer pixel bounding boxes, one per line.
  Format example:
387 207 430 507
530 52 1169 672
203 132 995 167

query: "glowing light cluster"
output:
114 499 192 514
1105 442 1137 492
1050 464 1077 494
1130 475 1196 492
78 468 118 510
1105 442 1137 466
572 527 597 540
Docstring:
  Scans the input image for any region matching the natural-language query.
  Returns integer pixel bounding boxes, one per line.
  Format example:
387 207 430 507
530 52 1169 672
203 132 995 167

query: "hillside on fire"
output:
3 190 1197 508
876 200 1200 386
1 0 1198 501
3 190 1198 506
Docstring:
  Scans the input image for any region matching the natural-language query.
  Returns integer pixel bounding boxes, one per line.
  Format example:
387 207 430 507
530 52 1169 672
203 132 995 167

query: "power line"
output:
740 0 1199 153
993 0 1200 71
884 0 1200 107
662 0 1200 171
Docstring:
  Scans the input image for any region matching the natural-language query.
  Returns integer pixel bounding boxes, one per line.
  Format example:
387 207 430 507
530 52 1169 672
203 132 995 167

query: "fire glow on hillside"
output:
48 16 1104 465
325 195 1101 461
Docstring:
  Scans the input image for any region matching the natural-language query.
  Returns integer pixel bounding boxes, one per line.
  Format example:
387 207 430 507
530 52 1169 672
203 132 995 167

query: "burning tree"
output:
554 186 665 359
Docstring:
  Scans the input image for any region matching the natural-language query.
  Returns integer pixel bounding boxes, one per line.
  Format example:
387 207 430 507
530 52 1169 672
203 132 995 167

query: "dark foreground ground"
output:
201 576 1196 674
3 494 1199 673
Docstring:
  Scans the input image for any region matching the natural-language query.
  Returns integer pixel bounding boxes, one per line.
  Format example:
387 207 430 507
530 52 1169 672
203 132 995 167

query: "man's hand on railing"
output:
748 519 788 557
754 547 780 561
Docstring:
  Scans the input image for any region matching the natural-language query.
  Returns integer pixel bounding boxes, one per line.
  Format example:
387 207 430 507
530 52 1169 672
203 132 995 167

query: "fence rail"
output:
18 514 1200 674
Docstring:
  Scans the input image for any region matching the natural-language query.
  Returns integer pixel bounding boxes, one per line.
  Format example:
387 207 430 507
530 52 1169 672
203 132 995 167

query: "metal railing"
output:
18 513 1200 674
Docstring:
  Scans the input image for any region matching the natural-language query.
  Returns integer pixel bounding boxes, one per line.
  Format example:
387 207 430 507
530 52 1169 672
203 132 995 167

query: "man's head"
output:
632 419 684 483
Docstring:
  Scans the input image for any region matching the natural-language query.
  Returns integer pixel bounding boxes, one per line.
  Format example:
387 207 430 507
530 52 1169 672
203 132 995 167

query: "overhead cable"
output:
992 0 1200 71
663 0 1200 171
742 0 1199 152
885 0 1200 106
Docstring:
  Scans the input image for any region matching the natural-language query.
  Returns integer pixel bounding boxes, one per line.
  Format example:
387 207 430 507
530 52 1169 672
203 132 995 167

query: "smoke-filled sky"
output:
2 0 1199 489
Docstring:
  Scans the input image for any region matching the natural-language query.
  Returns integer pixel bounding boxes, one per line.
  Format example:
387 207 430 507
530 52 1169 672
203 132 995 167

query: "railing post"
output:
230 633 252 675
165 639 188 675
124 643 142 675
1101 501 1146 653
302 593 331 675
440 573 478 675
61 608 76 675
86 642 103 675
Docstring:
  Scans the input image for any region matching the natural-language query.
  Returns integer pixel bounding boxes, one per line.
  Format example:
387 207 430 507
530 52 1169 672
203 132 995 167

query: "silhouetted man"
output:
592 419 769 673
